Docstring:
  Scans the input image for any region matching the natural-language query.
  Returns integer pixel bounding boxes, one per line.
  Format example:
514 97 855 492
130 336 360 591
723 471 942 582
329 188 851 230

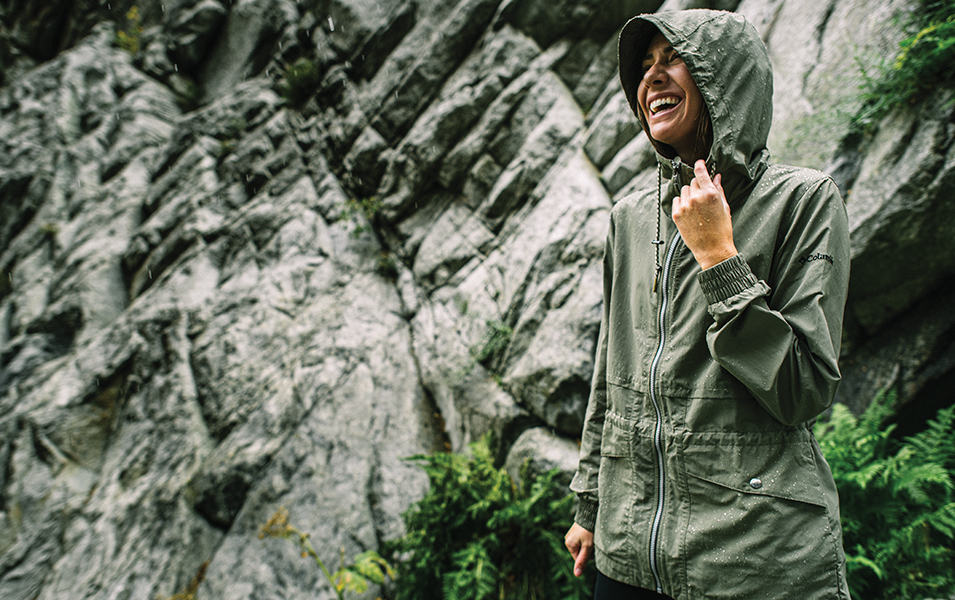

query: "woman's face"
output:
637 32 705 161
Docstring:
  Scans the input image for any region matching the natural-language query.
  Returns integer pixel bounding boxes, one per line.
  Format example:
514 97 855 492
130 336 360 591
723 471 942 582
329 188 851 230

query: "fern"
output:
815 392 955 598
387 434 590 600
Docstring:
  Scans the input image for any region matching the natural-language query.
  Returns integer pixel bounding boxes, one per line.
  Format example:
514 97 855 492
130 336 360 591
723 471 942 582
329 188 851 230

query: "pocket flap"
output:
600 412 632 457
682 430 826 508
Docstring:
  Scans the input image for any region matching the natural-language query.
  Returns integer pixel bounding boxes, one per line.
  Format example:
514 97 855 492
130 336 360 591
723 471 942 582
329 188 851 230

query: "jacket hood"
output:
619 10 773 188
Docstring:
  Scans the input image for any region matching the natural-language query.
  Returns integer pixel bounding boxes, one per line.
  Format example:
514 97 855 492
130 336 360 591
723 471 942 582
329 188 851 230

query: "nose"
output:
642 62 667 86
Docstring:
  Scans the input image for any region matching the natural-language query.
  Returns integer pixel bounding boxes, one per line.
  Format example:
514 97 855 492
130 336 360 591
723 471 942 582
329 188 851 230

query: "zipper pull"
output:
670 157 682 184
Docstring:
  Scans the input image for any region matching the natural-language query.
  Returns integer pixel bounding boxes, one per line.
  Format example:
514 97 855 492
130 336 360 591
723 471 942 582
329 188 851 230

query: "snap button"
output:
749 477 763 490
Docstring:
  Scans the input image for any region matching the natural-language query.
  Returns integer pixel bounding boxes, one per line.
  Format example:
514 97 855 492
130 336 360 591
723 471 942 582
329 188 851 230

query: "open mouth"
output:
649 96 682 115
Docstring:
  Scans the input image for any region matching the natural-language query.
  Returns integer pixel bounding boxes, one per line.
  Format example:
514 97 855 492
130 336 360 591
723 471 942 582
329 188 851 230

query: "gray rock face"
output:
1 0 952 598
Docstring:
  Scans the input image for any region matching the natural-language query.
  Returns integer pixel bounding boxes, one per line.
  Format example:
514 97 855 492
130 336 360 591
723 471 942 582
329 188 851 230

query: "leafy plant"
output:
852 0 955 132
259 506 394 599
343 196 382 238
278 58 322 108
386 434 590 600
116 6 143 55
815 392 955 598
470 319 512 366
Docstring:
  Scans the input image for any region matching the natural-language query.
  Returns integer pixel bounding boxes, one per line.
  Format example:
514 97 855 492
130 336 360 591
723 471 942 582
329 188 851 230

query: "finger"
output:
714 173 729 209
573 544 592 577
566 536 579 557
694 159 713 186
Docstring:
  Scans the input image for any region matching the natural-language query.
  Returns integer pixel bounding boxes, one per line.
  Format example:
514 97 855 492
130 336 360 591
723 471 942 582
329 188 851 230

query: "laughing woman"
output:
565 9 852 600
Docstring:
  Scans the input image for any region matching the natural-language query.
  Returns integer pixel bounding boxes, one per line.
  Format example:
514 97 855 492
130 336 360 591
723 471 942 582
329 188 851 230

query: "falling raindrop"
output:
174 63 179 72
148 268 153 279
327 16 335 31
107 2 111 9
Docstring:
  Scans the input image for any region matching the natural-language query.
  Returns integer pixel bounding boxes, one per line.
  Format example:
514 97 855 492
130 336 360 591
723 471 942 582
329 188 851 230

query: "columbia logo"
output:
799 253 834 265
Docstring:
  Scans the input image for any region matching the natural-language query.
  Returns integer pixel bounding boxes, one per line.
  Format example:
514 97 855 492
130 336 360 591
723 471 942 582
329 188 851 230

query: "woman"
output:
565 9 852 600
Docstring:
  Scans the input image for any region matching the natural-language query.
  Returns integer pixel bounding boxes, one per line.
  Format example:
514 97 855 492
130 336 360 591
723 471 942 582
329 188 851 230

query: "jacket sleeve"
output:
569 212 614 531
698 178 850 426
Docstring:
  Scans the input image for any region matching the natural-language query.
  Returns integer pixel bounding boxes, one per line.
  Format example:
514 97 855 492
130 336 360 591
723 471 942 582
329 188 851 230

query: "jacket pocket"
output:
600 410 632 457
595 414 637 560
680 431 840 599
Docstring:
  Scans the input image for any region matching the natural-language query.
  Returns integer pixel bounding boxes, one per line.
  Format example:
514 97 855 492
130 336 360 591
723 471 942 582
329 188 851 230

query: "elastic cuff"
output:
698 254 759 304
575 497 598 531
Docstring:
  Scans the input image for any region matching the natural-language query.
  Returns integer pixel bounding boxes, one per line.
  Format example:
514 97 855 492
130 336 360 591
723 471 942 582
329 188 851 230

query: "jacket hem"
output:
595 550 654 593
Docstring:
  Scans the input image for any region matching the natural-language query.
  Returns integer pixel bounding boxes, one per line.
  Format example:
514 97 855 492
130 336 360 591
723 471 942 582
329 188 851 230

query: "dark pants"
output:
594 570 675 600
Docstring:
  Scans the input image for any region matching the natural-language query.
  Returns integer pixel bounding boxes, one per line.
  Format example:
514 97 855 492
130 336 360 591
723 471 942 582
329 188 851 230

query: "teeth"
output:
650 96 680 113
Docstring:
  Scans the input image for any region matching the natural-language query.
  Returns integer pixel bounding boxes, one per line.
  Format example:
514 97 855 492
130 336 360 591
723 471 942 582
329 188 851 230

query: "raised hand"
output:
672 159 738 270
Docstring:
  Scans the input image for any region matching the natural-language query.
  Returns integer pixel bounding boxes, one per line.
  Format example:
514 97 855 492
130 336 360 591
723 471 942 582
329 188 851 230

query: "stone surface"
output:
1 0 953 598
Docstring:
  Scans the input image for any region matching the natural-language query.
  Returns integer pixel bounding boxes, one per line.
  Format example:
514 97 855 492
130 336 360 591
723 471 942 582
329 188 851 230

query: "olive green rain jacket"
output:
570 9 852 599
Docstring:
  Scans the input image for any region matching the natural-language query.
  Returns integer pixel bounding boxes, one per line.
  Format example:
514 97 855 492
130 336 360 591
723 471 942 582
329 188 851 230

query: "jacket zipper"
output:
648 231 681 593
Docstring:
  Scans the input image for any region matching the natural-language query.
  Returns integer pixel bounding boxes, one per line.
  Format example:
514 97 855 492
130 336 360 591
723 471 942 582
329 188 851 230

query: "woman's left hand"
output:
673 159 738 270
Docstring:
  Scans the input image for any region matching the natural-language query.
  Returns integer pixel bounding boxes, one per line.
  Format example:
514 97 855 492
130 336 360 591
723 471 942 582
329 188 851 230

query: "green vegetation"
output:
343 195 382 238
386 435 590 600
278 58 322 108
116 6 143 55
375 251 399 280
470 319 512 366
853 0 955 132
259 506 394 599
815 392 955 599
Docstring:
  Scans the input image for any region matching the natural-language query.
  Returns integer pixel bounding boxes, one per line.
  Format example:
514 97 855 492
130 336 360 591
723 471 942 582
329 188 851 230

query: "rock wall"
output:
1 0 952 598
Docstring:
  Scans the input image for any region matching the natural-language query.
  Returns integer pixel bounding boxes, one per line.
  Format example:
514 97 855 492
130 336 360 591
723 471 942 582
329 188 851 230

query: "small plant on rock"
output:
343 196 382 238
278 57 322 108
852 0 955 131
116 6 143 55
259 506 394 599
470 319 512 367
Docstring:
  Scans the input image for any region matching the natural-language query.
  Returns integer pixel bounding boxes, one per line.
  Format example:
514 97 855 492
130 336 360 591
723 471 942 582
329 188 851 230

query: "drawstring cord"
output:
652 163 664 293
